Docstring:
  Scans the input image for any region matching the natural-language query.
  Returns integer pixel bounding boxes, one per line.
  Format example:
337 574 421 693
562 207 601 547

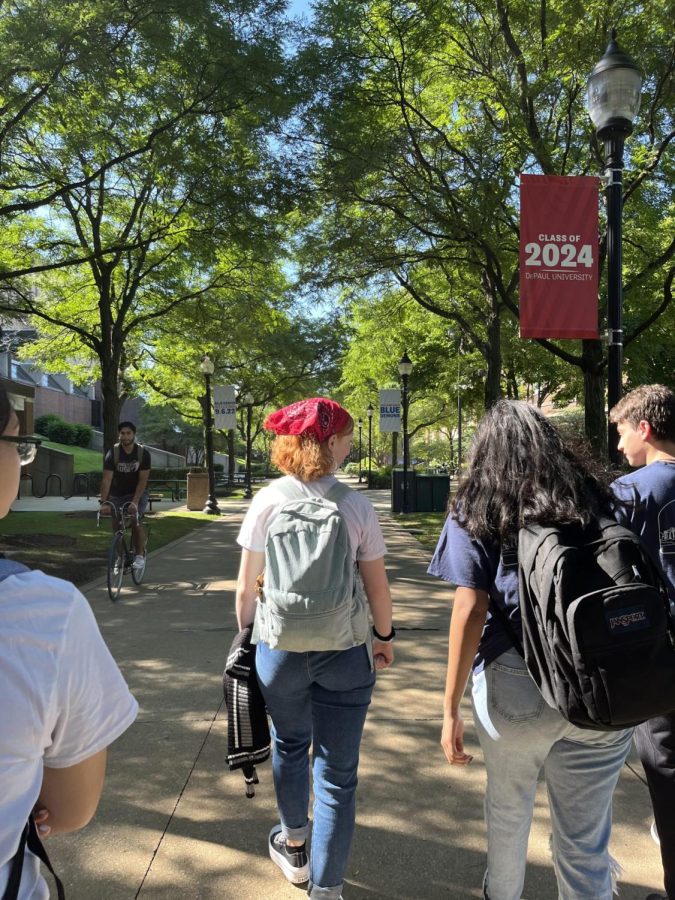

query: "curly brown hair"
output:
609 384 675 442
271 419 354 481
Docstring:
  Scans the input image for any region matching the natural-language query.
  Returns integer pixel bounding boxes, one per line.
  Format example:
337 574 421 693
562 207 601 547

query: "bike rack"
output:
70 472 92 500
18 473 33 498
17 472 63 499
18 471 95 501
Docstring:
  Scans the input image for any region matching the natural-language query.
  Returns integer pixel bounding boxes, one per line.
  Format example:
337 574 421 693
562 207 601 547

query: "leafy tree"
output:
339 287 486 465
128 267 347 472
296 0 674 451
0 0 295 448
136 404 202 455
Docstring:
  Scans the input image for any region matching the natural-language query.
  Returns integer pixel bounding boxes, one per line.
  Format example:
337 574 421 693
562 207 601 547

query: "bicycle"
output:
98 500 151 601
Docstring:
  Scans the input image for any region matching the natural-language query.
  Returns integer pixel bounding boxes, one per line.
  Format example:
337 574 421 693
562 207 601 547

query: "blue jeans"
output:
256 641 375 900
472 649 632 900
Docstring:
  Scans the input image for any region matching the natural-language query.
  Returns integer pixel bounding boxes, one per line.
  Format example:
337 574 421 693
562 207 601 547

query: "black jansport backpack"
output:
516 517 675 731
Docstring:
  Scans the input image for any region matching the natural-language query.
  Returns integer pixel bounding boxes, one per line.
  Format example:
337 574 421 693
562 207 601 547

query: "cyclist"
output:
100 421 151 571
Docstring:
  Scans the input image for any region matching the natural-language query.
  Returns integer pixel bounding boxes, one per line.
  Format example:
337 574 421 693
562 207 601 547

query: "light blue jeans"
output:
256 641 375 900
472 649 633 900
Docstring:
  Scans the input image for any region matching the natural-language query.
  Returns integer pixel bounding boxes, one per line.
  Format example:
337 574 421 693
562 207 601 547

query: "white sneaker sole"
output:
268 826 309 884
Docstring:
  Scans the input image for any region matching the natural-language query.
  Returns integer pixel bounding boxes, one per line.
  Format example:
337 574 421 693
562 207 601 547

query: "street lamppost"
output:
199 355 220 516
243 391 254 500
587 29 642 463
398 351 413 513
366 404 373 489
357 417 363 483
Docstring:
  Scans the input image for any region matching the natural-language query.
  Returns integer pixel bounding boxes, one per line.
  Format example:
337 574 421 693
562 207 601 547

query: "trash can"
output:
415 474 434 512
391 469 417 513
187 470 209 511
427 474 450 511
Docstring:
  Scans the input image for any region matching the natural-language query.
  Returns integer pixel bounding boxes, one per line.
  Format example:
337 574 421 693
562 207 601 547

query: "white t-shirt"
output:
237 475 387 562
0 570 139 899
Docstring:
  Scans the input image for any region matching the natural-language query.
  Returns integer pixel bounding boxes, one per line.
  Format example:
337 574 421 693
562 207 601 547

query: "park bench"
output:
147 494 164 512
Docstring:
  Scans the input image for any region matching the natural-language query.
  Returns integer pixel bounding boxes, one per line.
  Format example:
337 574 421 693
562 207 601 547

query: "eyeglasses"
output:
0 435 41 466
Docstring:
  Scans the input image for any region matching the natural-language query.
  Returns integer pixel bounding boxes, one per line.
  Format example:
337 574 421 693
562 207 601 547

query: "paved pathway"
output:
10 497 186 513
43 478 664 899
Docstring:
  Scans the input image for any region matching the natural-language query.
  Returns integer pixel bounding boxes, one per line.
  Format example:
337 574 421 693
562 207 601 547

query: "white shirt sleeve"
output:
353 497 387 561
44 590 139 768
236 484 284 553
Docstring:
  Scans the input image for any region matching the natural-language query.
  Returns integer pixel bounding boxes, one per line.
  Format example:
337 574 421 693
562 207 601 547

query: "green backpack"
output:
253 479 369 652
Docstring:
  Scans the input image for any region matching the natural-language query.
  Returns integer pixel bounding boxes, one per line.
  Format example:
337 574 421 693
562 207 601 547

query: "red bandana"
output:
264 398 351 443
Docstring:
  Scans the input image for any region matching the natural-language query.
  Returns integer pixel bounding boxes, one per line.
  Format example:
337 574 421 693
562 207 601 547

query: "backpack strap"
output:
1 817 65 900
489 599 525 657
325 482 352 505
274 478 307 502
113 442 144 467
274 478 352 506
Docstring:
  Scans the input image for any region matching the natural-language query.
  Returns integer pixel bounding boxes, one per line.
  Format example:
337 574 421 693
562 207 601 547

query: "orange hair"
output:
270 417 354 481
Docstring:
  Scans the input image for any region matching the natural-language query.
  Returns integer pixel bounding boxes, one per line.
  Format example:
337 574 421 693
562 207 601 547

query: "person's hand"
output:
372 638 394 670
441 708 473 766
99 503 111 516
33 806 51 837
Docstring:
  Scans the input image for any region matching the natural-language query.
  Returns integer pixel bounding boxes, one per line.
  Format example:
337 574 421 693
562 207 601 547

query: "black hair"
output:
117 421 136 433
451 400 615 541
0 384 11 434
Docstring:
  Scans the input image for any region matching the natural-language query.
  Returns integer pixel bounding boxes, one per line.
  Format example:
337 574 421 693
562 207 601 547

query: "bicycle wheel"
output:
107 533 125 601
131 525 149 586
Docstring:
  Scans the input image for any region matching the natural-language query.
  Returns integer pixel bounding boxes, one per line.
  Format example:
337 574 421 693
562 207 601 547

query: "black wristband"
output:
372 625 396 642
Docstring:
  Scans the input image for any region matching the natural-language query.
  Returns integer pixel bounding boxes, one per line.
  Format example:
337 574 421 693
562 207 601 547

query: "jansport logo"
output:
607 607 649 632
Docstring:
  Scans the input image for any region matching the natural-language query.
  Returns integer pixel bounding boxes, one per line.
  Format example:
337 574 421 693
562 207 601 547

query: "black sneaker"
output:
268 825 309 884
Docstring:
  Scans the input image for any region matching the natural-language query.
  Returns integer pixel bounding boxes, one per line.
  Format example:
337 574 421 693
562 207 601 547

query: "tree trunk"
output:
100 368 124 454
582 339 606 457
484 300 503 408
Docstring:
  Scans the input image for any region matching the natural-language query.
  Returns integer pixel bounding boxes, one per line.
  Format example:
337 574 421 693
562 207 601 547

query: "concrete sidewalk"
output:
46 480 665 899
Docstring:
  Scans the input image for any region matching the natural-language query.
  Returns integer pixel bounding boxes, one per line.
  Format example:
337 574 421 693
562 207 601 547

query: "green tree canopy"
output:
294 0 674 451
1 0 298 448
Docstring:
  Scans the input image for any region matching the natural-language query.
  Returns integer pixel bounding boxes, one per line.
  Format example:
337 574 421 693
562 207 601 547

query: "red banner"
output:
519 174 599 339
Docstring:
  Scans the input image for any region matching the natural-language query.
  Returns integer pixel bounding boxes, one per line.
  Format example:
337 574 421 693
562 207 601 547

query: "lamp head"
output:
366 403 374 418
398 351 413 378
587 29 642 139
200 355 215 376
242 392 254 406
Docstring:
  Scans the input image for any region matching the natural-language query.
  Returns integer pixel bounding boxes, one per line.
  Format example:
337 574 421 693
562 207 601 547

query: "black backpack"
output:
514 517 675 731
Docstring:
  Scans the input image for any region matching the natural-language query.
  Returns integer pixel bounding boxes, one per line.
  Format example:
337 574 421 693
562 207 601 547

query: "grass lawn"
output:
0 508 216 585
35 437 102 471
392 510 447 552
